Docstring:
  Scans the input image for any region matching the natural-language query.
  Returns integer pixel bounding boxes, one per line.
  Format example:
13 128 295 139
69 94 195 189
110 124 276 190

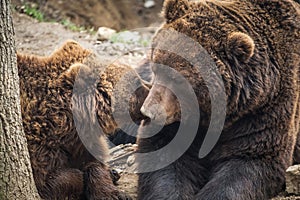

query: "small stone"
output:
144 0 155 8
96 27 116 41
127 155 135 166
286 165 300 195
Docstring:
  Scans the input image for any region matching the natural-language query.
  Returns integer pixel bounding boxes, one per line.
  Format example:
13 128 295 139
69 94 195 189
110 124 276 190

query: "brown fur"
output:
138 0 300 199
18 41 148 199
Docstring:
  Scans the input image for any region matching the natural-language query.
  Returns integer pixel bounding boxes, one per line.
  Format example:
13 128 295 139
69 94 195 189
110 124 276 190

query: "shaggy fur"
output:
138 0 300 199
17 41 148 199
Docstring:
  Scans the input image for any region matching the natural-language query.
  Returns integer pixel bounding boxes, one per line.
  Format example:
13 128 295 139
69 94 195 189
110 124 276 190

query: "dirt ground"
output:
12 9 300 200
12 0 164 30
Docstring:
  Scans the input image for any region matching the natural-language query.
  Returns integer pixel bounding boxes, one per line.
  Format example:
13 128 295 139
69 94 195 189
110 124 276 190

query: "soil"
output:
11 0 164 31
12 8 300 200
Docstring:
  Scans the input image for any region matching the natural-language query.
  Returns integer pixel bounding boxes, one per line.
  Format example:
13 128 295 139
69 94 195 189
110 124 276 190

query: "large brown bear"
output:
17 41 148 199
138 0 300 199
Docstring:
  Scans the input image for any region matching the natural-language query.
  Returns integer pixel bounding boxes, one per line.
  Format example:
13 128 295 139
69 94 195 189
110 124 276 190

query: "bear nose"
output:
140 105 154 119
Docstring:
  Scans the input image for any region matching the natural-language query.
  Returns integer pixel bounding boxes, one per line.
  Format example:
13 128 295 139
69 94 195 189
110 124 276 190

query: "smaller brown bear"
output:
17 41 148 199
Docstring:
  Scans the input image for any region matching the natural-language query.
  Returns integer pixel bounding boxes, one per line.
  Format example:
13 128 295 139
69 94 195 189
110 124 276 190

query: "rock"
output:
272 195 300 200
286 165 300 195
109 143 138 171
108 144 138 199
127 155 136 167
97 27 116 41
144 0 156 8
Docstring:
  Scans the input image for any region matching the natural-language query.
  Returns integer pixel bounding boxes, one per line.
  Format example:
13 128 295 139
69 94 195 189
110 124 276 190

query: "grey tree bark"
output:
0 0 40 199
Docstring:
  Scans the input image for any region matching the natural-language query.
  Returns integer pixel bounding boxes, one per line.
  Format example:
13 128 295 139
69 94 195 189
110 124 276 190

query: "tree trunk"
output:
0 0 40 199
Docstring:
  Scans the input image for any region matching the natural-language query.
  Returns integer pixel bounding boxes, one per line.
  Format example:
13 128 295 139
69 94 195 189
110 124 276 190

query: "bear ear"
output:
163 0 190 23
226 32 255 63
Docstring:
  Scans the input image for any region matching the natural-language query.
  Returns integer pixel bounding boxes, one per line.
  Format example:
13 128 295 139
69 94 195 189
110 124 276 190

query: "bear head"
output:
66 55 150 135
140 0 281 126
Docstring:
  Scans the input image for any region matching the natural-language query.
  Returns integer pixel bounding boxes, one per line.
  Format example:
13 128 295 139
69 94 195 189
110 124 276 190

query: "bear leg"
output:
83 161 131 200
138 154 208 200
137 122 209 200
39 168 84 200
194 159 285 200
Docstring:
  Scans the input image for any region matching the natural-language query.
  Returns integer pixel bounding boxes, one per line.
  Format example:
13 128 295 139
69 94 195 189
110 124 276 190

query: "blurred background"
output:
12 0 164 30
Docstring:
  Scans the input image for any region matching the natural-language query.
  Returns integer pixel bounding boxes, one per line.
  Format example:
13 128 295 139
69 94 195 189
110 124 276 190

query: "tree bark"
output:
0 0 40 199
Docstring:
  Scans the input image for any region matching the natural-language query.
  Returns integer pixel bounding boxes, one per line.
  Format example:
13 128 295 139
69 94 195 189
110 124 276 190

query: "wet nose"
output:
140 105 154 119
